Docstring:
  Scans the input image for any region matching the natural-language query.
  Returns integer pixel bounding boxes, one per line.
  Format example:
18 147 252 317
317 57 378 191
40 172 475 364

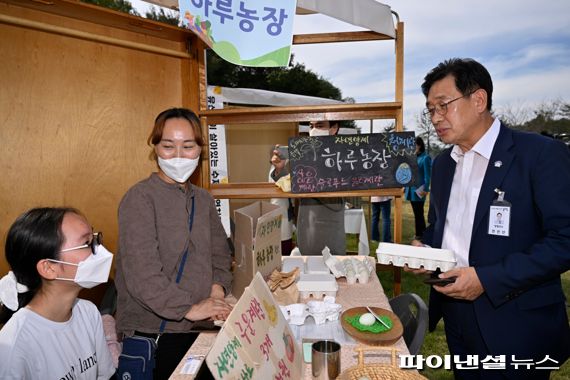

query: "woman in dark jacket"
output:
405 136 432 239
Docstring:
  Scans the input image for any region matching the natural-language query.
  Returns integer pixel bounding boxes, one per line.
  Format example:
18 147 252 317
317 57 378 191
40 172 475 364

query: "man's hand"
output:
433 267 484 301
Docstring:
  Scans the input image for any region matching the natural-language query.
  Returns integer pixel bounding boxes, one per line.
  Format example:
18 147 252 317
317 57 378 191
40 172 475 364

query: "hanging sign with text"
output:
179 0 295 67
289 132 420 193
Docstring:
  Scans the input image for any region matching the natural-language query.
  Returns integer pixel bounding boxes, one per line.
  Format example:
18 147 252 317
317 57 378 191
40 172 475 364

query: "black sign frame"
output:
288 132 421 193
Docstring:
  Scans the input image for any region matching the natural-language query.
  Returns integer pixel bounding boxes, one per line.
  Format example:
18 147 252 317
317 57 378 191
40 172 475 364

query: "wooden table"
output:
170 257 409 379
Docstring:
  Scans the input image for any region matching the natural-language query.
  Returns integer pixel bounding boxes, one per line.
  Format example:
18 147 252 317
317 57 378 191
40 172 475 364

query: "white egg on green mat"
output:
359 312 376 326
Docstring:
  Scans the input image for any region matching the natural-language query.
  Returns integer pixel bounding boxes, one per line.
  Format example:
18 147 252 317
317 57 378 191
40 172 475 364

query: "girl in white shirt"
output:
0 207 116 379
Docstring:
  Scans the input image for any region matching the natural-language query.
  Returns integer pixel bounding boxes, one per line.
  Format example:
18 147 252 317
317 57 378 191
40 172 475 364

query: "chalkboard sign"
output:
288 132 420 193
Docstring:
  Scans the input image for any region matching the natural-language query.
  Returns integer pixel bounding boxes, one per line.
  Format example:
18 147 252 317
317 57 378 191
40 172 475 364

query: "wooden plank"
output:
394 195 403 244
395 22 404 132
1 0 193 42
209 183 403 199
200 103 402 124
293 31 393 45
0 13 189 58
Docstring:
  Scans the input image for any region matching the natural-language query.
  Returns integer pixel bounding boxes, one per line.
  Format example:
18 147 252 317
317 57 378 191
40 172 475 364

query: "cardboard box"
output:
232 201 282 298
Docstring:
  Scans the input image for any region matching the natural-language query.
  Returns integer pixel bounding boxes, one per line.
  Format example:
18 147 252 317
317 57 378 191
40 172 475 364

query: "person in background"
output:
268 145 295 255
0 207 115 379
405 136 432 239
271 120 346 255
115 108 233 379
370 196 392 243
407 58 570 379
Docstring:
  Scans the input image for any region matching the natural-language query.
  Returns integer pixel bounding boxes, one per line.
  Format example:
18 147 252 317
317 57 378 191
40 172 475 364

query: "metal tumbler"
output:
311 340 341 379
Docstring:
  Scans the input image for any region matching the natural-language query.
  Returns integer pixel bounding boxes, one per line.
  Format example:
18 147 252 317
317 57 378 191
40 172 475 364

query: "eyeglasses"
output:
60 232 102 255
423 89 478 118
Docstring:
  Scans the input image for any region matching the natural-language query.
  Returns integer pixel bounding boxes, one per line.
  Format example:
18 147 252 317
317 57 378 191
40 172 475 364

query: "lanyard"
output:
159 195 195 335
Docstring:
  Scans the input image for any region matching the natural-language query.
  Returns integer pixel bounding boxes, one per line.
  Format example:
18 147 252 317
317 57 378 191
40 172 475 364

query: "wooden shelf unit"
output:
197 22 406 203
197 21 405 295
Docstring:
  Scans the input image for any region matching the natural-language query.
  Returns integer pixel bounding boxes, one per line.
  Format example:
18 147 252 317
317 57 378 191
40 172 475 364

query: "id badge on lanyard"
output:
488 188 511 237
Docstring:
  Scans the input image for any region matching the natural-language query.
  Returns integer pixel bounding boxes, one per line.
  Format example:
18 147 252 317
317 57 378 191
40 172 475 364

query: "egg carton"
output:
282 257 305 273
296 273 338 299
279 296 341 325
376 242 456 271
281 256 332 275
305 256 331 274
322 248 374 284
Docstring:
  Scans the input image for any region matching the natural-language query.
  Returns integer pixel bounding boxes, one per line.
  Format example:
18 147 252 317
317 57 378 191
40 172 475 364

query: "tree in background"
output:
412 99 570 157
383 123 395 133
414 110 446 156
83 0 180 23
494 99 570 135
145 6 180 26
494 100 532 128
206 52 343 101
81 0 139 15
561 103 570 119
206 52 358 128
521 100 570 136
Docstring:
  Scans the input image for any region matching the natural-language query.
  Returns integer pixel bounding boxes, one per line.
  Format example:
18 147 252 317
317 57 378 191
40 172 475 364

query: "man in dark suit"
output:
409 58 570 379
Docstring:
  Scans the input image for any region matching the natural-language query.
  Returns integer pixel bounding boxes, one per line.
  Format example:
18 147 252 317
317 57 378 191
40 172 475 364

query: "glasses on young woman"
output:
60 232 102 255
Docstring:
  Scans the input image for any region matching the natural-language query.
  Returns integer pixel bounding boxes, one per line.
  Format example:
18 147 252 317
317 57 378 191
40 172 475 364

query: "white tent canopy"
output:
209 86 357 135
296 0 395 38
209 86 343 107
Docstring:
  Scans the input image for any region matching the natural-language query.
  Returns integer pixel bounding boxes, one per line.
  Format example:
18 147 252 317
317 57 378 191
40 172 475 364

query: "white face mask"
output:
309 128 330 137
49 245 113 289
158 157 200 183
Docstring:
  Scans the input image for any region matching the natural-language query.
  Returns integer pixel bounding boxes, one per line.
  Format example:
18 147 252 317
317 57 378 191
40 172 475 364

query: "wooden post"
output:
393 21 405 296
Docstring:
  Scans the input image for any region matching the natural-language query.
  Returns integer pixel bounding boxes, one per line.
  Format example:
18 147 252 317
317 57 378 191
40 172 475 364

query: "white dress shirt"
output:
441 118 501 267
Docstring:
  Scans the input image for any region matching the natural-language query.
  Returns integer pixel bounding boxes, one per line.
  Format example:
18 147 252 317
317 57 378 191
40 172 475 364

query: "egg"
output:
359 312 376 326
395 162 412 185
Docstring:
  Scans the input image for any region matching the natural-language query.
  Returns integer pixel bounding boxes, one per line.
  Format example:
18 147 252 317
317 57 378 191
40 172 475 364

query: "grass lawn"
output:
346 199 570 379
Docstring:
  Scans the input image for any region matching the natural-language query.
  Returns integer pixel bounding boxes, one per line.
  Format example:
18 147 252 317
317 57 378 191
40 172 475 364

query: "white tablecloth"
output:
344 209 369 256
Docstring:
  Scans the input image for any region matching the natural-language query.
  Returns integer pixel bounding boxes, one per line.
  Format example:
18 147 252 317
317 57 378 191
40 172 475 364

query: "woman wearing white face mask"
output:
115 108 233 380
0 207 115 379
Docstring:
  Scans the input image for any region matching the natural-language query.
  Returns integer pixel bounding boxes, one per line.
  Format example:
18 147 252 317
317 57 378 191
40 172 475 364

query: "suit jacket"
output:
423 123 570 362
